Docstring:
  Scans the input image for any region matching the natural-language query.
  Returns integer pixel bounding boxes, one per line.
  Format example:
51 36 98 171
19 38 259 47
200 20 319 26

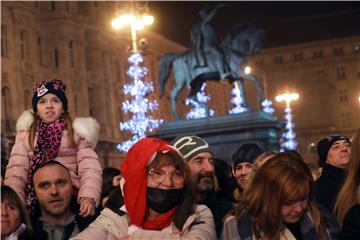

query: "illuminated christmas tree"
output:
117 52 163 152
261 99 275 115
185 83 214 119
280 106 298 151
275 92 299 151
229 86 248 114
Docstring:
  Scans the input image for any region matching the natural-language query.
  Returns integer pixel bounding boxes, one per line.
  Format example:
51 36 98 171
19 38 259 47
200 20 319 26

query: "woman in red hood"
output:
73 137 216 240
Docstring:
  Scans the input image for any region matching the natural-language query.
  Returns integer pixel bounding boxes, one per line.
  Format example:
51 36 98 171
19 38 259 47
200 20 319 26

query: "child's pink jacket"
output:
4 110 103 206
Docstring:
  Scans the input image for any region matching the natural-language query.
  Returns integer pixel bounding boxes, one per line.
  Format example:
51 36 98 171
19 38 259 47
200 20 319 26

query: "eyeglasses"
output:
148 168 186 185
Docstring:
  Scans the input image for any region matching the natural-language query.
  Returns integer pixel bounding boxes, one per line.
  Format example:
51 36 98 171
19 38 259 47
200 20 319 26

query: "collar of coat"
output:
15 110 100 146
236 210 338 240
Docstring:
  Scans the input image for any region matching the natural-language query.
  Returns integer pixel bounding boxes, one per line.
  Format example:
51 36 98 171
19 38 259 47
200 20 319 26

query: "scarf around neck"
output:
4 223 26 240
25 117 66 215
143 207 177 230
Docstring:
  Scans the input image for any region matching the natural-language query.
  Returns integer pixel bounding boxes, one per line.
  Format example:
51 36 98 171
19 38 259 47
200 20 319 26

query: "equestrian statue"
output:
158 5 265 120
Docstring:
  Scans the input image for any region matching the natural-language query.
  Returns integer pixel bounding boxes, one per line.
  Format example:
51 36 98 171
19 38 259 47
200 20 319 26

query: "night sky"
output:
147 1 360 48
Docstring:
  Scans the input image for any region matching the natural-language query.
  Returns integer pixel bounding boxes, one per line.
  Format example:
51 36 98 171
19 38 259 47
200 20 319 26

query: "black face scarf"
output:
146 187 184 213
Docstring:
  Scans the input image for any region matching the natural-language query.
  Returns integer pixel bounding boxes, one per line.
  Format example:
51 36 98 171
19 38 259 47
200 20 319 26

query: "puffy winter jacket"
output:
4 110 103 206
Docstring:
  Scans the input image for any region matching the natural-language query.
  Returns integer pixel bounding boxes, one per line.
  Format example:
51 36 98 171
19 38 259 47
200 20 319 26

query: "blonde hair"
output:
333 129 360 224
231 152 327 239
28 112 75 150
247 151 277 185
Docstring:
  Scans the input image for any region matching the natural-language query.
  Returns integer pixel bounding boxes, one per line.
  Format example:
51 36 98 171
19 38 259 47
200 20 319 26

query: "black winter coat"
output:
339 204 360 240
315 163 346 212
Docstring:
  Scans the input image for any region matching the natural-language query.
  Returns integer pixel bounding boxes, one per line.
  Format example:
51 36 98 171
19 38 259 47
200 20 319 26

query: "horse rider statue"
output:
158 10 265 120
190 4 231 81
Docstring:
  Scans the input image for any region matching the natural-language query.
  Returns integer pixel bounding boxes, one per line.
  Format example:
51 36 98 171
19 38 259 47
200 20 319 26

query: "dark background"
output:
147 1 360 48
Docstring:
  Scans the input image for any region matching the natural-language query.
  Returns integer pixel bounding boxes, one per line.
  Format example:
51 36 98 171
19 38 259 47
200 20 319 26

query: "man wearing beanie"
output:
315 134 351 212
232 143 263 191
172 135 233 238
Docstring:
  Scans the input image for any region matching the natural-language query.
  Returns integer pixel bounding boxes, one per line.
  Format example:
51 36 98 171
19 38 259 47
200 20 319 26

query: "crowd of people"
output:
1 79 359 240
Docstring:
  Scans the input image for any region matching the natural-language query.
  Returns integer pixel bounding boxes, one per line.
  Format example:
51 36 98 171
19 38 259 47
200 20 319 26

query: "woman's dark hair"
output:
102 167 121 199
1 185 33 234
1 133 9 178
214 158 237 202
105 186 124 215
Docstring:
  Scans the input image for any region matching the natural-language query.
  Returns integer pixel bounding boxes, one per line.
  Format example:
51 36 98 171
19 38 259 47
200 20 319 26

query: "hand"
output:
79 198 95 217
113 175 122 186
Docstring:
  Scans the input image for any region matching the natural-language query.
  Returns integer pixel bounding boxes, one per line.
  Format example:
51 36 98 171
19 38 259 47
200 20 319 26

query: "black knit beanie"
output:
317 135 351 166
232 143 263 167
32 79 68 113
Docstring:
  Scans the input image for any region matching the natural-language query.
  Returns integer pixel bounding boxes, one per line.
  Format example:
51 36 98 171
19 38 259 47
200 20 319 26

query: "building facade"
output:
1 1 236 167
251 36 360 165
1 1 359 169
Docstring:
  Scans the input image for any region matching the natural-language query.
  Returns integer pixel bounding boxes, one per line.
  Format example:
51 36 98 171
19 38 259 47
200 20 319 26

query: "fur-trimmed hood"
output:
15 110 100 146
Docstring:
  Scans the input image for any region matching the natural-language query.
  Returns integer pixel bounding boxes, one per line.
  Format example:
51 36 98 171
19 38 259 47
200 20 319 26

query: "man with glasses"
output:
316 134 352 212
172 135 233 237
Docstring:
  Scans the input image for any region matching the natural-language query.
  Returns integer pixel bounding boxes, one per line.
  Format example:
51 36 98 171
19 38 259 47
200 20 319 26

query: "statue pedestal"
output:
152 111 282 164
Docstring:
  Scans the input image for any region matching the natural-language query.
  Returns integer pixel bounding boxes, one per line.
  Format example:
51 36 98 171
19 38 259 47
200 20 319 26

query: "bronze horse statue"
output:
159 23 265 120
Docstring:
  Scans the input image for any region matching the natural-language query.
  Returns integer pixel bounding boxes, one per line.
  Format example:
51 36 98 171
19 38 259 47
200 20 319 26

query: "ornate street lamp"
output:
112 7 161 152
112 13 153 52
276 92 299 150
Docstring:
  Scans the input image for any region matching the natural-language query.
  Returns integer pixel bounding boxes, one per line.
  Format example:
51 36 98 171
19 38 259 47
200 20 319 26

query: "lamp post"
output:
275 92 299 150
112 9 161 152
112 13 154 52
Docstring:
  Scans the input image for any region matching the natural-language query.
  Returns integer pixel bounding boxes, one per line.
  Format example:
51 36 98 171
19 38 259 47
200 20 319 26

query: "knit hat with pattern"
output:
32 79 68 113
171 136 213 161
